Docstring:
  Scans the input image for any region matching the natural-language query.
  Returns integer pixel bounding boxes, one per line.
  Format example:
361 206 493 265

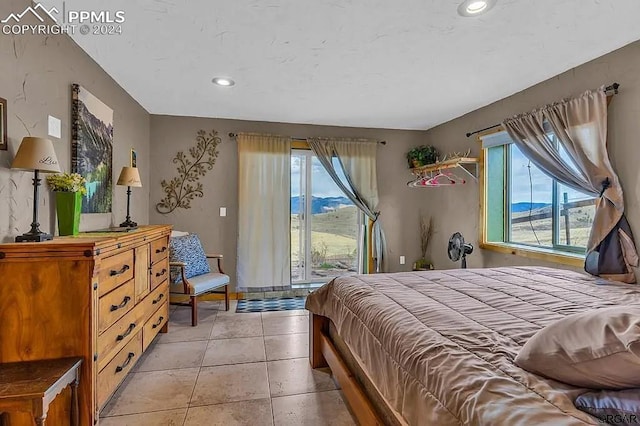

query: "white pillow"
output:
515 306 640 389
170 230 190 238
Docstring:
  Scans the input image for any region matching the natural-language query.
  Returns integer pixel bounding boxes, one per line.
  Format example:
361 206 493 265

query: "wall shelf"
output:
410 157 479 182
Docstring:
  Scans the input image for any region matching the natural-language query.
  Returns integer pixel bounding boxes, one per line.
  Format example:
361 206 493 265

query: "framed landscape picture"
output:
0 97 7 151
130 148 137 167
71 84 113 213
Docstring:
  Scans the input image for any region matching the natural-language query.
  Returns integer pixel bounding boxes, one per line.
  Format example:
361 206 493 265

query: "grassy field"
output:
290 231 357 261
291 206 358 277
289 202 594 278
511 205 594 248
310 206 358 239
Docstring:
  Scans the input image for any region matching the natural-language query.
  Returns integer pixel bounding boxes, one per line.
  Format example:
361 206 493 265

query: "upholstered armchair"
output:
169 234 230 326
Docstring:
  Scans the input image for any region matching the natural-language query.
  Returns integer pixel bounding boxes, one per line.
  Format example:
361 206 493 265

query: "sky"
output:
79 86 113 126
290 145 594 205
510 144 593 204
291 154 350 198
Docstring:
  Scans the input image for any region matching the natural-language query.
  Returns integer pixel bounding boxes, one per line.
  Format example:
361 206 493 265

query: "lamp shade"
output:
11 137 61 173
117 166 142 187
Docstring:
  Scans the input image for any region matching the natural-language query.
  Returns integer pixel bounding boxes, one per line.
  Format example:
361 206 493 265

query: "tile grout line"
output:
271 388 345 402
180 406 188 426
164 396 269 410
181 308 220 426
101 407 190 419
261 312 277 426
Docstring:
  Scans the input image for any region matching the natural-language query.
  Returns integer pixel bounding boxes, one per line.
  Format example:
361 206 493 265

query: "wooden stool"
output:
0 357 82 426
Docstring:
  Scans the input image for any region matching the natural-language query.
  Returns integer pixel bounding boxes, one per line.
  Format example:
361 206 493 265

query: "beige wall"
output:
0 0 150 242
149 116 428 290
423 41 640 276
149 42 640 288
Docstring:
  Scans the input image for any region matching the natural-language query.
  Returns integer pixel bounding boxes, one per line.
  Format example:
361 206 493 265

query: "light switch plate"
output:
400 255 406 265
48 115 61 139
220 207 227 217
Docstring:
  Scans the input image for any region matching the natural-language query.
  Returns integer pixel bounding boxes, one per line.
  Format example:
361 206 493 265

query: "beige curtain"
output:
308 138 386 272
237 133 292 291
503 87 638 283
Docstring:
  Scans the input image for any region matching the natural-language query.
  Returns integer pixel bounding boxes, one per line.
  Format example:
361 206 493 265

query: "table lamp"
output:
11 137 62 242
117 166 142 228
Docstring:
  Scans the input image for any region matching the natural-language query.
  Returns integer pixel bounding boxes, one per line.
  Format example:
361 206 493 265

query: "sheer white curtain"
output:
308 137 386 272
237 133 292 292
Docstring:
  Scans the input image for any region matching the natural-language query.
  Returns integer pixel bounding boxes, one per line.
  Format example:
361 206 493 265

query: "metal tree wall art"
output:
156 129 221 214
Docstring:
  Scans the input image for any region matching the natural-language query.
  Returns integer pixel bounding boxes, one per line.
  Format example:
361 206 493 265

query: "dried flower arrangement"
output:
439 148 471 162
414 215 434 270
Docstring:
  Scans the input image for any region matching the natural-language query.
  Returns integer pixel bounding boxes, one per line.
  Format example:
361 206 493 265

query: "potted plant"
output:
46 172 87 236
413 215 434 271
406 145 439 168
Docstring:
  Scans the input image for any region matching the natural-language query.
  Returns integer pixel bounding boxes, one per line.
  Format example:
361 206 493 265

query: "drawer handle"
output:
110 264 130 277
115 352 135 373
110 296 131 312
152 293 165 305
155 247 167 254
152 316 165 329
155 268 167 278
116 323 136 341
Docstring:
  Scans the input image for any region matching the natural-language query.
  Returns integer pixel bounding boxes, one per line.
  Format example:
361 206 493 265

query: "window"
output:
482 131 596 257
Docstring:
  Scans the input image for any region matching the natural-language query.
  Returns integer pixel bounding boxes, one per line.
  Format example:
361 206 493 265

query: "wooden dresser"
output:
0 225 171 425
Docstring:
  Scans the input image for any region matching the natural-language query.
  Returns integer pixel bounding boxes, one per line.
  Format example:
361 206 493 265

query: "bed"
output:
305 266 640 425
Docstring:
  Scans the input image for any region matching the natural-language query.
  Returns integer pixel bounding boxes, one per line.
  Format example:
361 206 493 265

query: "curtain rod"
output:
228 133 386 145
465 82 621 138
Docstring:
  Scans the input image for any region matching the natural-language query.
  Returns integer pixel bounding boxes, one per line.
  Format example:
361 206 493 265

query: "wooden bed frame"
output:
309 313 388 425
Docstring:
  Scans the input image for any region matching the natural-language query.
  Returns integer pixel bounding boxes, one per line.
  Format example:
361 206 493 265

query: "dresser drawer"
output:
97 303 145 371
98 279 136 334
143 282 169 322
143 302 168 351
150 261 168 291
150 237 169 266
134 243 150 303
97 332 142 408
99 250 135 297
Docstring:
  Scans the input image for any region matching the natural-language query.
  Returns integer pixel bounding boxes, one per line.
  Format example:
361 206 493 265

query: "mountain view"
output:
292 199 553 215
291 196 352 214
511 202 550 213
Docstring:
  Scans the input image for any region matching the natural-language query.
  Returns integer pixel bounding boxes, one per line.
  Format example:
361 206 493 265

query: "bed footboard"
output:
309 313 383 425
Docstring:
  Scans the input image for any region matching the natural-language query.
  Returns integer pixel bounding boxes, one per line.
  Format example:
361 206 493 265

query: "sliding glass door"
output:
291 150 360 284
291 151 307 282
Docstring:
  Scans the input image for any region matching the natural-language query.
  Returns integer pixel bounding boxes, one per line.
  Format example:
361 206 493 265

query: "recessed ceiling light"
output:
212 77 235 87
457 0 496 17
467 1 487 13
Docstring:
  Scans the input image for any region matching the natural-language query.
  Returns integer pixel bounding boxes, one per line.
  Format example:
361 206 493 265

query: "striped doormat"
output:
236 297 307 313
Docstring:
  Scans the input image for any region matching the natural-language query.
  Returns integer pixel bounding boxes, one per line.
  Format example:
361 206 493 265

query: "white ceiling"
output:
41 0 640 130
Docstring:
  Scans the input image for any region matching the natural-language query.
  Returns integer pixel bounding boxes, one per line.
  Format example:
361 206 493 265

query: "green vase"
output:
55 192 82 236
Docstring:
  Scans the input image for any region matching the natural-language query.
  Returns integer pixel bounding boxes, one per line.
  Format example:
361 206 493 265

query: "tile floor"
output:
100 301 356 426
